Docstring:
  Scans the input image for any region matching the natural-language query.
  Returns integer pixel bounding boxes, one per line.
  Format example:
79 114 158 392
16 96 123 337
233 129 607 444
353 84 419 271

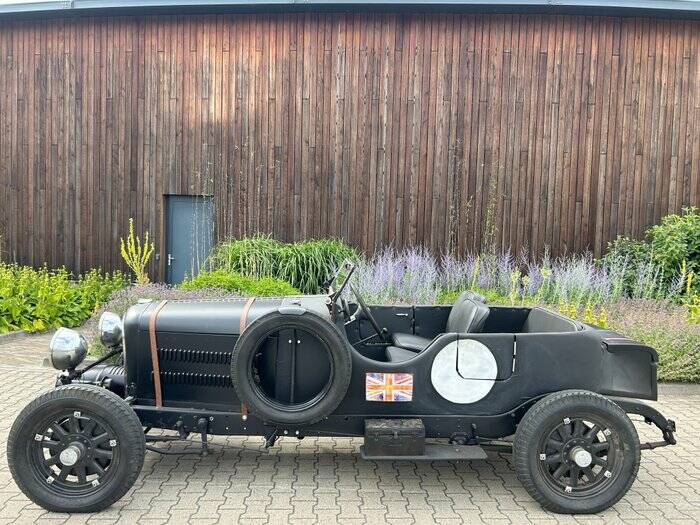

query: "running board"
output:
360 443 488 461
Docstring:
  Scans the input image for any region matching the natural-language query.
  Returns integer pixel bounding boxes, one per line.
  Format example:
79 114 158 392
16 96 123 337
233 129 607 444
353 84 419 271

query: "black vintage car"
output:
7 263 676 515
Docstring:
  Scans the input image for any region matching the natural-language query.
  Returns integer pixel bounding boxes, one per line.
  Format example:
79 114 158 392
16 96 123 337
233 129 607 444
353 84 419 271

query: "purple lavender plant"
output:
352 247 440 304
351 244 663 307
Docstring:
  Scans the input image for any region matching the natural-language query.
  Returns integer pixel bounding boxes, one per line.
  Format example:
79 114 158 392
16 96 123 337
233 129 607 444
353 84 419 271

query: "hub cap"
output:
58 443 84 467
570 446 593 468
537 416 620 495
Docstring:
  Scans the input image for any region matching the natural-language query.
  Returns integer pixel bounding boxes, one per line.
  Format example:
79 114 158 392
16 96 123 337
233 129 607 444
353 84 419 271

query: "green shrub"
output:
647 207 700 282
0 263 126 333
211 235 357 294
603 207 700 297
180 269 299 296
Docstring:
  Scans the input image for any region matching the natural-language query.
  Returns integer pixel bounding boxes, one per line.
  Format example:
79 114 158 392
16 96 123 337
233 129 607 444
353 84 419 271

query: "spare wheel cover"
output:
231 310 352 426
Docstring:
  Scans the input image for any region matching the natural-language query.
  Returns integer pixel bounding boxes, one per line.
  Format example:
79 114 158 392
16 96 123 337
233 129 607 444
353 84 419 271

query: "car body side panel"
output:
122 299 658 435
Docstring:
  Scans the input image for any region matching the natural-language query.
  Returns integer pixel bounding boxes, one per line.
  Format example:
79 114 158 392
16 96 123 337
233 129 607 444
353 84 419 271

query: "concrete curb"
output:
0 330 28 346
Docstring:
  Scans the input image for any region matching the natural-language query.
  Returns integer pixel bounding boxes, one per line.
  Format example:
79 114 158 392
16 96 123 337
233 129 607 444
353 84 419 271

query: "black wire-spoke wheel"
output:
538 416 619 495
514 390 641 514
32 410 118 493
7 385 145 513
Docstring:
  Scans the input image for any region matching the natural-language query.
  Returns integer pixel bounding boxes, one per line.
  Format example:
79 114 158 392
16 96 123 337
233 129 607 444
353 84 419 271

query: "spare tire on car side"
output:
231 310 352 426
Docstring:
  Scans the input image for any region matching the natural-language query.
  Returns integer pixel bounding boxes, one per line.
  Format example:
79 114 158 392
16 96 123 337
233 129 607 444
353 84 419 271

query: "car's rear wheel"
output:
513 390 640 514
7 384 145 513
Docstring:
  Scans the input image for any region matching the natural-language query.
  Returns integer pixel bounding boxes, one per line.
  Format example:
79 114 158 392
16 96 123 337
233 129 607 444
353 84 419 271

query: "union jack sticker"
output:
365 372 414 402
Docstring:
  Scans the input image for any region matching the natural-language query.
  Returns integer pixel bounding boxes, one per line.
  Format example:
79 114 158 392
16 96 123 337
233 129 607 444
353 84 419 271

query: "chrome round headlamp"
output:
49 328 88 371
98 311 123 348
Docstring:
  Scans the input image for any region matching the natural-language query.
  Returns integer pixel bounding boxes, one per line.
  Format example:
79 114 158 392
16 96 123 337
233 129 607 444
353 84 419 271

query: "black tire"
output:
513 390 640 514
7 384 145 513
231 311 352 426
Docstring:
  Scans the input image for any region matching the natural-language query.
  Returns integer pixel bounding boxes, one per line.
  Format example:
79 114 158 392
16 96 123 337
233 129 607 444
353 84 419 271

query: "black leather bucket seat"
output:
386 292 490 362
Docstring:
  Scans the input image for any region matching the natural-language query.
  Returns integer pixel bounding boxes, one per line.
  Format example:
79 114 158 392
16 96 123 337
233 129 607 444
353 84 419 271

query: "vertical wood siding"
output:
1 13 699 277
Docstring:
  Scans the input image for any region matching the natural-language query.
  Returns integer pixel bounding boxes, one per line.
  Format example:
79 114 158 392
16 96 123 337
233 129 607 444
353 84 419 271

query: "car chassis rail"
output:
128 395 677 457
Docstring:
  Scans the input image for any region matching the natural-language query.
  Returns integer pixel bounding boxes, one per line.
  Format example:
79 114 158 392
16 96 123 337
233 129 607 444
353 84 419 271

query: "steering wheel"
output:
349 284 385 341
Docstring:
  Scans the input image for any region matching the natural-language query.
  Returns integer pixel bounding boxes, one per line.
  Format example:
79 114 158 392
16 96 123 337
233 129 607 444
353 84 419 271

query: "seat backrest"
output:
521 307 580 333
446 292 490 333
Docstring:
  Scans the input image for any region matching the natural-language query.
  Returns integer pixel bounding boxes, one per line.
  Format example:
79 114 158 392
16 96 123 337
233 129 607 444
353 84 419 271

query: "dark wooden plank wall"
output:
1 12 699 277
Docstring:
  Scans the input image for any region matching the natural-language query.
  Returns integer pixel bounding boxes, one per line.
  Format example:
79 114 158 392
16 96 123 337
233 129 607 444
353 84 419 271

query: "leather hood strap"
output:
148 300 168 407
239 297 256 334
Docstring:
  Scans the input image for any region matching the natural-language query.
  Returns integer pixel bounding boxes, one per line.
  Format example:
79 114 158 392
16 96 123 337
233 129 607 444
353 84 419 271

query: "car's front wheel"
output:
513 390 640 514
7 384 145 513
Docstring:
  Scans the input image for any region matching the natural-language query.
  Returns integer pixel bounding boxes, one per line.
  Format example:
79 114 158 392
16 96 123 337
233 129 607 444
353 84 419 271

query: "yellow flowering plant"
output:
120 218 155 285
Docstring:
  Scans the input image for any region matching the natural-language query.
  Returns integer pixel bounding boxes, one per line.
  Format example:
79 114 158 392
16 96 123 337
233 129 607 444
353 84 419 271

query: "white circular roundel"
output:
431 339 497 404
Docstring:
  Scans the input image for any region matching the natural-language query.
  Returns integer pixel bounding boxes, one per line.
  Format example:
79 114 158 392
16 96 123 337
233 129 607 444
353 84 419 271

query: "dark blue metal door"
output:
165 195 213 284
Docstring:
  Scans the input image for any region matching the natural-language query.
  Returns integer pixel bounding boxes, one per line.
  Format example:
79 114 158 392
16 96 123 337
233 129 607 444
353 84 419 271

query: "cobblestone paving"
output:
0 334 699 524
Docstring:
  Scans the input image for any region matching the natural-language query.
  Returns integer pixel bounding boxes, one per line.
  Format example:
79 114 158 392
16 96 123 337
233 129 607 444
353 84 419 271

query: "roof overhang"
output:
1 0 699 18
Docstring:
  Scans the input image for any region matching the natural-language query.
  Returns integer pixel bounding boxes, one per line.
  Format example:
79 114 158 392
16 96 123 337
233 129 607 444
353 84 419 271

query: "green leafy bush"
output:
603 207 700 297
0 263 126 333
180 269 299 296
647 207 700 282
211 235 357 294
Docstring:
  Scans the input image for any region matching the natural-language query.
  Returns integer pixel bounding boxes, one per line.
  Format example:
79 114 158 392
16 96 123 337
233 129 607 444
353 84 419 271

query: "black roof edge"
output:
1 1 700 20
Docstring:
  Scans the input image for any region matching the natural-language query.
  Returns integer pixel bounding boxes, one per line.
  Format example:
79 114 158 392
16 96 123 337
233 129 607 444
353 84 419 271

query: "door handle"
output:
395 313 409 317
167 254 175 266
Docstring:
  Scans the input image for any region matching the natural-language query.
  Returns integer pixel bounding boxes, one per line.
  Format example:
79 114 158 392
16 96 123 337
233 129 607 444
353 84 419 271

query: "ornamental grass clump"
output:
211 235 357 294
120 217 156 284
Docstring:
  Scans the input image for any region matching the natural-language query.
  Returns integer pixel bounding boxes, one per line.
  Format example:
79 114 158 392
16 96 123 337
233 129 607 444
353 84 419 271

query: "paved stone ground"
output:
0 334 699 525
